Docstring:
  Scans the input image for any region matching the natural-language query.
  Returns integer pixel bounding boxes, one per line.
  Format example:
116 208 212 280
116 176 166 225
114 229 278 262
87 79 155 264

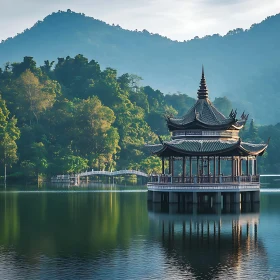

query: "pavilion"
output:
146 68 268 205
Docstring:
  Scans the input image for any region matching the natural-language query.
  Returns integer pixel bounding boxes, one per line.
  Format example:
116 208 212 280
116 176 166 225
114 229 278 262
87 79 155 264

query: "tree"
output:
165 93 195 116
213 97 232 116
247 119 260 142
138 156 162 174
74 96 119 170
0 96 20 184
15 70 57 125
31 142 48 185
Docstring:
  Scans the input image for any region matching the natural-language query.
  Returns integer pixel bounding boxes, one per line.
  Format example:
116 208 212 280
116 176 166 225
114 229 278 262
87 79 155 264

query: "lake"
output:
0 184 279 279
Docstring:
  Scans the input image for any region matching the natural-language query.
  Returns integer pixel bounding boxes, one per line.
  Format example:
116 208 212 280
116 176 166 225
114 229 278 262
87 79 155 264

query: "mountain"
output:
0 10 280 124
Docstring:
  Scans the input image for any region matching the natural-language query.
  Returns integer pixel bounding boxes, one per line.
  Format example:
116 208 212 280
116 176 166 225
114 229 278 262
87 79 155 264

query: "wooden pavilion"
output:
146 68 268 205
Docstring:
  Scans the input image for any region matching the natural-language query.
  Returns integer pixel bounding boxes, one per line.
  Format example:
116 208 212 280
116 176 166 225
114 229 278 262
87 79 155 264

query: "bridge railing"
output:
52 170 148 180
79 170 148 177
149 174 260 184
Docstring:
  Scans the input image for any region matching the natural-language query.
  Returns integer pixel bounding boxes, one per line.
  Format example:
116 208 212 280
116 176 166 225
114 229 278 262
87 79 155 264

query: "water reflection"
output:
0 190 148 263
148 203 267 279
0 189 276 279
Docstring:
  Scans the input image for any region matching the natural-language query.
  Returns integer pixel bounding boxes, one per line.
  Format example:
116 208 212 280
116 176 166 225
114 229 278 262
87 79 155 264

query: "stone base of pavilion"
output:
147 175 260 205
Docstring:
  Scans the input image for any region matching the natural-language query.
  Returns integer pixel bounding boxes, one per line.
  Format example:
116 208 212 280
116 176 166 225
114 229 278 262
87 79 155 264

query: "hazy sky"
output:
0 0 280 41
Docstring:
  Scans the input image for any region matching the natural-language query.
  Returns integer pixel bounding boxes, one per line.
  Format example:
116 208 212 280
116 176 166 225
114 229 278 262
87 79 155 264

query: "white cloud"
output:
0 0 280 41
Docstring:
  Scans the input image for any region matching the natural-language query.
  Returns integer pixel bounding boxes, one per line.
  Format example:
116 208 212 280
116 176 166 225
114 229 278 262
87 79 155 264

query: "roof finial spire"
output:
197 65 208 99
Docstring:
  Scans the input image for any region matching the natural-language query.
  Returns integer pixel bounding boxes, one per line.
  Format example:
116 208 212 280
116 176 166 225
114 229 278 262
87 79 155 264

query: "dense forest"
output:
1 10 280 124
0 55 278 183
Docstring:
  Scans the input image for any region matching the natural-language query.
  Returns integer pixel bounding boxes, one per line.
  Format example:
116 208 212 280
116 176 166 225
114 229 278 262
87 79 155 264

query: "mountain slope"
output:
0 10 280 124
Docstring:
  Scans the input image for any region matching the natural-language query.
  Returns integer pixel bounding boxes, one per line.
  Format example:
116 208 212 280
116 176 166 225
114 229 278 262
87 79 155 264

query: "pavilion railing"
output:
149 175 260 184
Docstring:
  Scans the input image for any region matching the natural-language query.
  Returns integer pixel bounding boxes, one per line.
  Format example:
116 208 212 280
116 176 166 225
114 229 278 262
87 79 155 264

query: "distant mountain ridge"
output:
0 10 280 124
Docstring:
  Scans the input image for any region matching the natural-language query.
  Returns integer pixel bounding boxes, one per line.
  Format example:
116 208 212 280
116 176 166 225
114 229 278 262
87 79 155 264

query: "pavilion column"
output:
207 156 210 178
162 156 165 174
189 157 192 178
246 156 249 176
201 157 204 175
254 157 257 175
169 156 172 174
213 156 216 182
182 156 186 180
171 157 174 176
231 156 234 181
197 156 199 177
239 158 242 176
218 156 221 176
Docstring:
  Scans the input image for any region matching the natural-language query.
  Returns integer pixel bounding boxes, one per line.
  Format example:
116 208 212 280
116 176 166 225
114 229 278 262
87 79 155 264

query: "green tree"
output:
138 156 162 174
0 96 20 184
213 96 232 116
74 96 119 170
15 70 57 124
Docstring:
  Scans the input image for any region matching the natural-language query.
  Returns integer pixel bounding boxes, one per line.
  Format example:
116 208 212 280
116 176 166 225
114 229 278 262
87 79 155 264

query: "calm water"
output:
0 184 279 280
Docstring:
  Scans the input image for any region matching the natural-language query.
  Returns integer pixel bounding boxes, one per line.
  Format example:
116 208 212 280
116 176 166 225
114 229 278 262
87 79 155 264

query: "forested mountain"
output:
0 10 280 124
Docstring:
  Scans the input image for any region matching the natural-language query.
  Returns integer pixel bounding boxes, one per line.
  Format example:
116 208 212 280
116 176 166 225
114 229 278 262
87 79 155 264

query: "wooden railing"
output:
149 175 260 184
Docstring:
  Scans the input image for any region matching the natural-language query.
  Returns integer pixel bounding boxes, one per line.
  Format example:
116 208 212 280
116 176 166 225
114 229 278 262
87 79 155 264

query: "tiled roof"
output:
241 142 267 153
146 144 164 154
165 139 238 152
168 99 234 127
166 68 246 130
146 139 267 156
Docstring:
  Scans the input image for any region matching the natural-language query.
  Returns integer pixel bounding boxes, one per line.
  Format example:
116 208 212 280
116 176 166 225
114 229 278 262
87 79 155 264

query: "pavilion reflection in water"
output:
148 203 267 279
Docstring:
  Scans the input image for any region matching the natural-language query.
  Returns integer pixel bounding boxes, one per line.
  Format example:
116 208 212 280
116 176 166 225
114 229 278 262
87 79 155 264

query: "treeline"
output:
0 55 196 182
0 55 278 183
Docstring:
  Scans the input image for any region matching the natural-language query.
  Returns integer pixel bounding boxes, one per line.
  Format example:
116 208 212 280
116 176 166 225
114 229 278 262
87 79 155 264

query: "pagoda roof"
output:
166 68 248 131
146 139 267 157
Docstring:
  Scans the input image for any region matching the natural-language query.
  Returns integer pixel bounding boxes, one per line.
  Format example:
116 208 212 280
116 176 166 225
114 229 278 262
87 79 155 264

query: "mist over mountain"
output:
0 10 279 124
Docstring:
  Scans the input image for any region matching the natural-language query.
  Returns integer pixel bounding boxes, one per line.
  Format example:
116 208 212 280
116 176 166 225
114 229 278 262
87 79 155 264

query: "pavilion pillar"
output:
153 191 162 203
213 156 216 182
189 156 192 178
231 156 234 181
246 156 249 176
252 158 254 175
182 156 186 180
171 157 174 176
218 156 221 176
254 157 257 175
207 156 210 179
169 156 172 174
162 157 165 174
196 156 199 177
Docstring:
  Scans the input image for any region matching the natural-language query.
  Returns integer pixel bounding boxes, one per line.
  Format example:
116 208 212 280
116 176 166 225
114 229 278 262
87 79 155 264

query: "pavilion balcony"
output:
149 174 260 184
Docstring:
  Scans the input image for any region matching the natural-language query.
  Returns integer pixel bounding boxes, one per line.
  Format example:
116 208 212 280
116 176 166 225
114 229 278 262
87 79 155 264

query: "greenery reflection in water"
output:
0 188 280 279
0 188 149 259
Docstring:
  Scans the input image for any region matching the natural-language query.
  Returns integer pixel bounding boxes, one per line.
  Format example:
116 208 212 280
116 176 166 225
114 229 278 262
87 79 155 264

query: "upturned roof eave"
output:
238 144 268 156
167 118 237 131
151 140 240 156
149 141 268 157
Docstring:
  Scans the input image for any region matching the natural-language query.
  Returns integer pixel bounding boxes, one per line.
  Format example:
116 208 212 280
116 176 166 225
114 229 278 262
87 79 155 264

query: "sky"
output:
0 0 280 42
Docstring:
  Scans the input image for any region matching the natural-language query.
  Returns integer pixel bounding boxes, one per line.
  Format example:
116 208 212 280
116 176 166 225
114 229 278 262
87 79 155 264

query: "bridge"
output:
78 170 148 177
51 170 148 184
